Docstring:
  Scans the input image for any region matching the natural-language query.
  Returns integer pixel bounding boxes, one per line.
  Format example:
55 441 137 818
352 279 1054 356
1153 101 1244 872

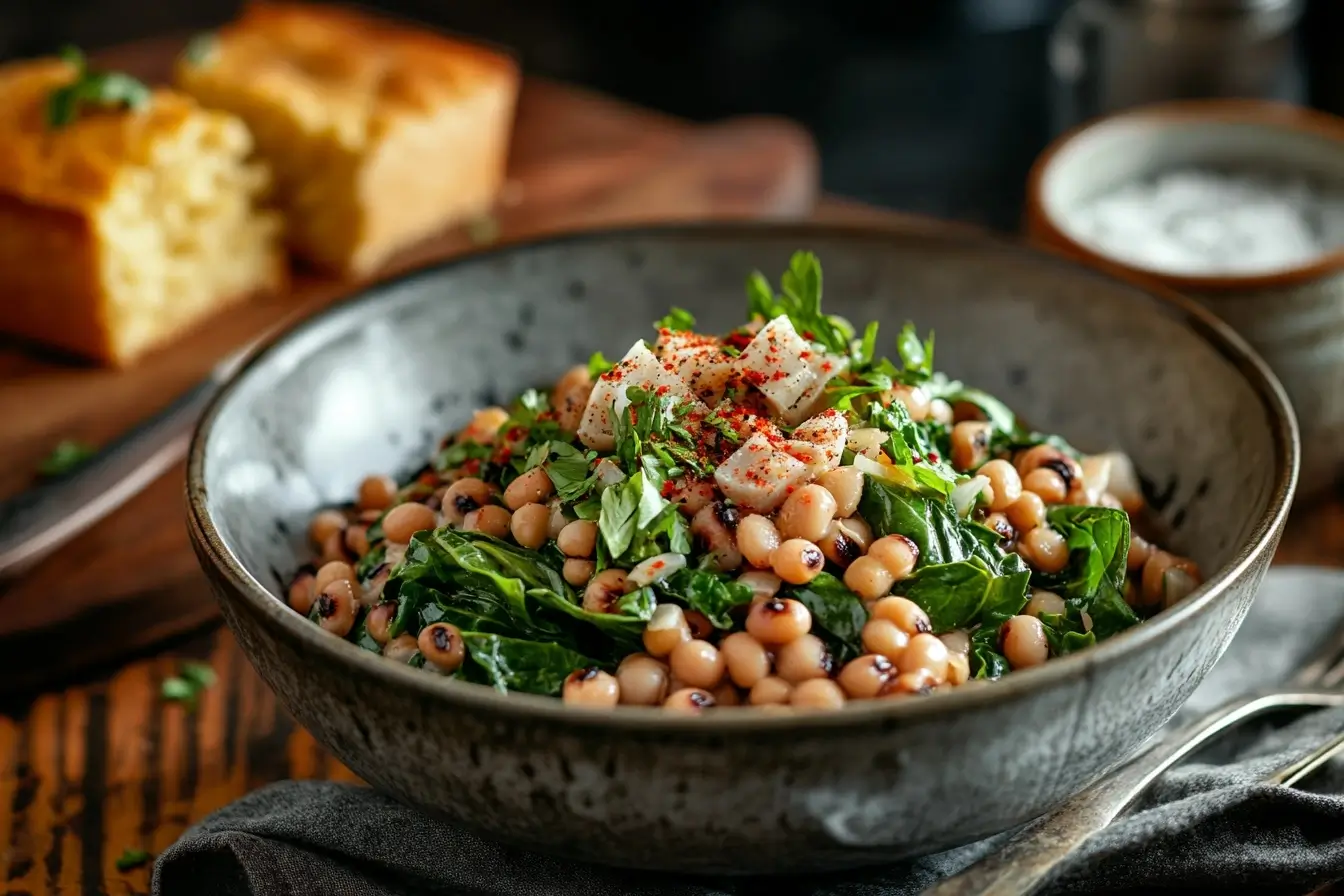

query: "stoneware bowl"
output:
187 223 1298 874
1025 99 1344 498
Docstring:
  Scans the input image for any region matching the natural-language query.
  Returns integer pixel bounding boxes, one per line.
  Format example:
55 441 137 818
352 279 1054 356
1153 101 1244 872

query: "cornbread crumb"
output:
0 57 284 365
176 2 520 276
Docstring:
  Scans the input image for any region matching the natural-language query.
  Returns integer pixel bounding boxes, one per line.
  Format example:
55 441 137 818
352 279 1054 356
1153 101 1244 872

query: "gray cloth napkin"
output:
153 567 1344 896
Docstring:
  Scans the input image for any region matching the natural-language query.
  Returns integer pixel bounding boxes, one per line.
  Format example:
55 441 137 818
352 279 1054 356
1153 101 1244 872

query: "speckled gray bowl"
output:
186 223 1298 874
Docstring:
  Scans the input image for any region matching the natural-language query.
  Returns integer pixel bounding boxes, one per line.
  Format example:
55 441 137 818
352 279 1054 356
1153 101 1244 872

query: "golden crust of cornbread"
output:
0 58 285 365
176 2 520 276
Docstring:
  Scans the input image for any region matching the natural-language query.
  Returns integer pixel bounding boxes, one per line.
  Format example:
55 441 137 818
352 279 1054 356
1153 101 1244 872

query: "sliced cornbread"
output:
176 2 521 277
0 55 284 365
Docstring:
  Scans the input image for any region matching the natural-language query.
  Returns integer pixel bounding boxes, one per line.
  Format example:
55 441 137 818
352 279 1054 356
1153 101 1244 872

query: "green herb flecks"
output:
115 847 152 872
654 307 697 332
38 439 96 477
160 661 216 709
46 46 152 129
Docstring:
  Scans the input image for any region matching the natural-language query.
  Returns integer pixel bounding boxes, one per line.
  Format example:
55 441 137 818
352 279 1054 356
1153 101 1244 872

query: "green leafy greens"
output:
46 46 152 129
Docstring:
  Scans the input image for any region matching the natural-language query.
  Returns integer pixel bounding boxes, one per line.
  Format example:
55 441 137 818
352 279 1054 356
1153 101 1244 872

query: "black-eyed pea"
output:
563 558 596 587
418 622 467 672
357 475 398 512
773 634 833 684
775 485 839 542
895 633 949 682
315 560 357 595
457 407 510 445
288 569 316 615
552 365 594 432
364 601 398 645
1000 615 1049 670
643 603 692 657
749 675 793 706
950 421 993 471
880 669 936 697
382 633 419 663
867 534 920 580
861 617 910 659
442 477 493 526
837 654 895 699
663 688 716 713
984 512 1015 544
582 568 630 614
1018 526 1070 574
819 517 871 569
463 505 512 538
684 610 714 640
745 598 812 645
309 509 347 547
557 520 599 558
1141 551 1201 607
844 556 894 601
870 596 931 635
720 632 772 688
1022 468 1068 504
979 459 1022 512
736 514 781 569
771 538 825 584
692 502 743 572
503 466 555 510
563 667 620 708
790 678 847 710
319 528 348 564
616 654 670 706
382 502 438 544
1024 589 1066 618
1128 534 1154 572
344 524 371 557
314 580 357 637
510 502 551 549
816 466 866 518
1006 491 1047 533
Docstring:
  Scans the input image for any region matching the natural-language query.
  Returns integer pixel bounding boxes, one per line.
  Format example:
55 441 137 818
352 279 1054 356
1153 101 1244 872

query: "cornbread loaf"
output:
175 2 521 277
0 56 284 365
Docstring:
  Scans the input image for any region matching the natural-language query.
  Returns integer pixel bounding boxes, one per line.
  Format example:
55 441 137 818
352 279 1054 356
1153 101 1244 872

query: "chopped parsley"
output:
46 46 151 129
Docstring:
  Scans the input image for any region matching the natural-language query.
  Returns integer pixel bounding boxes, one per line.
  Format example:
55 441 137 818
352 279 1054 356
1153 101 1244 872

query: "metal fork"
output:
925 621 1344 896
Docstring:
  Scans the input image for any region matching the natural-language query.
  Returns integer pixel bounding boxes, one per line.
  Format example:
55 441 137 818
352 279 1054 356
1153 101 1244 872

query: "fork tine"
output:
1264 729 1344 787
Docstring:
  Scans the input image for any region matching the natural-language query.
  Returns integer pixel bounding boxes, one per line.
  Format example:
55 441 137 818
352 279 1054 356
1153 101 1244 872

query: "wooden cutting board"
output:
0 36 819 695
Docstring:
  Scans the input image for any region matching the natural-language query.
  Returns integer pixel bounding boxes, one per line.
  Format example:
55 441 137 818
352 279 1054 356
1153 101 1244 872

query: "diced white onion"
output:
951 475 991 518
594 458 626 489
1163 568 1198 609
629 552 687 587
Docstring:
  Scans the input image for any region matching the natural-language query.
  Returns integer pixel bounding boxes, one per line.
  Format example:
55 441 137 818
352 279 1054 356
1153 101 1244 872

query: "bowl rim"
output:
1025 98 1344 292
186 220 1300 734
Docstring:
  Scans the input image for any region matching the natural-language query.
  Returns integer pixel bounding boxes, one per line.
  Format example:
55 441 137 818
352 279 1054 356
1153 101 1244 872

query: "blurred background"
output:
1 0 1341 231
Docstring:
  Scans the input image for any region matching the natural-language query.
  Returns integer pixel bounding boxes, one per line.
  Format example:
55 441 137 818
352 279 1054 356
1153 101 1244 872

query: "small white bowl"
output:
1026 99 1344 498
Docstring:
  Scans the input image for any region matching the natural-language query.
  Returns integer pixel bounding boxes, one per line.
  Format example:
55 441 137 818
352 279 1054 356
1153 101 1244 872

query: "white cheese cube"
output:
791 409 848 471
656 330 737 405
577 340 705 451
713 432 811 513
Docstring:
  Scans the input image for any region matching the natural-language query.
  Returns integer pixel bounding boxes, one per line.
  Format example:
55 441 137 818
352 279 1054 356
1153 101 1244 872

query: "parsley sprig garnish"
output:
46 45 151 130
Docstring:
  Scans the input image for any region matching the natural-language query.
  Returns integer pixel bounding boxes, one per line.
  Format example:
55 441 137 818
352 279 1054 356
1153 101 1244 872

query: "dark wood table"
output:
3 38 1343 896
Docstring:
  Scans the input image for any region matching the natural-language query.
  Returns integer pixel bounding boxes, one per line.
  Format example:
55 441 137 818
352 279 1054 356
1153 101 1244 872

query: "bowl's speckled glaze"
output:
187 224 1298 874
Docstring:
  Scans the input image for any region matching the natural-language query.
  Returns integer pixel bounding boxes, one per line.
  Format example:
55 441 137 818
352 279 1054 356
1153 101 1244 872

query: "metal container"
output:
1050 0 1306 133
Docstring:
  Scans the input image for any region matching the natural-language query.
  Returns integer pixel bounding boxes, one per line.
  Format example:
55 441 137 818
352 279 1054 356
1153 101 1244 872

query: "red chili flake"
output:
505 426 528 443
799 351 812 360
725 331 753 351
418 471 438 487
820 362 833 373
802 330 816 341
742 370 767 387
651 560 666 570
461 459 481 475
912 454 923 464
661 480 676 498
769 370 787 381
928 452 940 463
656 385 670 396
